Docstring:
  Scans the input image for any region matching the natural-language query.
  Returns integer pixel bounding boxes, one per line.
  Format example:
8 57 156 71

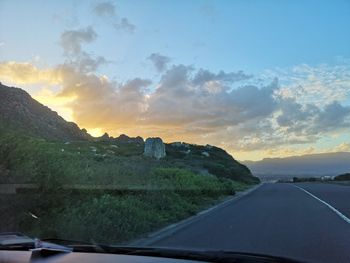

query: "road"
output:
149 183 350 263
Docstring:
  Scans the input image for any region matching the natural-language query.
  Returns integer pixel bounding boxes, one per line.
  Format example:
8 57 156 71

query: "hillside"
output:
0 83 257 184
0 83 91 141
243 152 350 180
0 83 258 243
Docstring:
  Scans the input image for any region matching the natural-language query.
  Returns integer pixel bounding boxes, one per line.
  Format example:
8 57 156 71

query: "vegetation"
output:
0 130 256 243
334 173 350 181
292 177 320 183
18 175 240 244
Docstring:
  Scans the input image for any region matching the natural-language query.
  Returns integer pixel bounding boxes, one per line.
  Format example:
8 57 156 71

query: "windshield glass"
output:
1 1 350 263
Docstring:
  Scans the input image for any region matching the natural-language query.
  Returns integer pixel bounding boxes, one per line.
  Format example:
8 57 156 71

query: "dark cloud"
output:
277 98 350 135
147 53 171 72
144 65 277 129
315 101 350 130
276 99 317 128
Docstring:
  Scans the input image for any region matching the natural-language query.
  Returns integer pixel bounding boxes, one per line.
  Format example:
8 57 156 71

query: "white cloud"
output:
269 63 350 107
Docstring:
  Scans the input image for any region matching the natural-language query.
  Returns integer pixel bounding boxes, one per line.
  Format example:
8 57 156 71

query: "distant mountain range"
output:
0 83 91 141
243 152 350 180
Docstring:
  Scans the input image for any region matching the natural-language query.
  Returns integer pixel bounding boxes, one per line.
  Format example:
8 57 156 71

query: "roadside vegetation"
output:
0 131 256 243
334 173 350 181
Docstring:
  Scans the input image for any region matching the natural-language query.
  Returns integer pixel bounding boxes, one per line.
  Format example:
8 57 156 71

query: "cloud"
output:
0 61 150 130
192 69 252 87
114 18 135 33
92 2 135 33
147 53 171 72
143 65 277 134
315 101 350 129
2 59 348 154
93 1 116 17
60 27 107 73
0 60 272 136
276 98 350 137
333 143 350 152
0 61 61 85
56 66 151 129
1 31 350 161
73 52 107 73
60 26 97 56
269 63 350 106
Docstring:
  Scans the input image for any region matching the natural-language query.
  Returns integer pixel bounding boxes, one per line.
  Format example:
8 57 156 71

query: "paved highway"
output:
150 183 350 263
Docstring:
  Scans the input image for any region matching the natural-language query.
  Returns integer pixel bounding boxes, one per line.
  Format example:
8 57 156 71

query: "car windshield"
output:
1 1 350 263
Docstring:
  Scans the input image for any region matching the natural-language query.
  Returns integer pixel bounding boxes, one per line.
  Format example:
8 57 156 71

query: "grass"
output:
0 131 258 244
12 168 247 244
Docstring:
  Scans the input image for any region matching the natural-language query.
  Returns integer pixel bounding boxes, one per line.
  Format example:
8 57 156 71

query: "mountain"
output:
243 152 350 180
0 83 91 141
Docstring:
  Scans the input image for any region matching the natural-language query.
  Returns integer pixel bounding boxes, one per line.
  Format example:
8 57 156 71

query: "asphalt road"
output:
150 183 350 263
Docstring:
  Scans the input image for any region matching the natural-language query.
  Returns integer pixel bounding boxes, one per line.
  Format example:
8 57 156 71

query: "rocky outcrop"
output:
97 132 111 142
115 134 144 144
201 151 210 157
144 137 166 159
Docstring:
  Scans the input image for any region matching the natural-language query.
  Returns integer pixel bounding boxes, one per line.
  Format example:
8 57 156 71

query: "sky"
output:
0 0 349 161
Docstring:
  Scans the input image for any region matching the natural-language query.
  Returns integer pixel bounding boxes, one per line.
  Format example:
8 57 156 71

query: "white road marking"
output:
294 185 350 224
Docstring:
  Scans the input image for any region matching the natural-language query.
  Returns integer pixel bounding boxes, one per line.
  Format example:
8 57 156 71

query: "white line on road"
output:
294 185 350 224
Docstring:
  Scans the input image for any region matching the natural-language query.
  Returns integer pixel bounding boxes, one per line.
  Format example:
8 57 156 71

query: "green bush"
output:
149 168 233 194
23 192 201 244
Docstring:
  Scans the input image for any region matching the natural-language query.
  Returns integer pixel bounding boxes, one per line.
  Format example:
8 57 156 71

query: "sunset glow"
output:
1 0 349 161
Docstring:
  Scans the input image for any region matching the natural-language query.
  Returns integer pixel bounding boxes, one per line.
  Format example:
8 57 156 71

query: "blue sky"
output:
0 0 349 160
2 0 350 77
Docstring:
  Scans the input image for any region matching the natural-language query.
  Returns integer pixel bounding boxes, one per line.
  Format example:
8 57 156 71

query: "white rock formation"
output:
144 137 166 159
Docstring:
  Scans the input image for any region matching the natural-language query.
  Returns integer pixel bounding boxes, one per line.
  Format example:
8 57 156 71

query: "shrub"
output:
334 173 350 181
149 168 233 195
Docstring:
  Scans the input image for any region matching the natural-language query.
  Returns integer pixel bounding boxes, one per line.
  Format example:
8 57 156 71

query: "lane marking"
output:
294 185 350 224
